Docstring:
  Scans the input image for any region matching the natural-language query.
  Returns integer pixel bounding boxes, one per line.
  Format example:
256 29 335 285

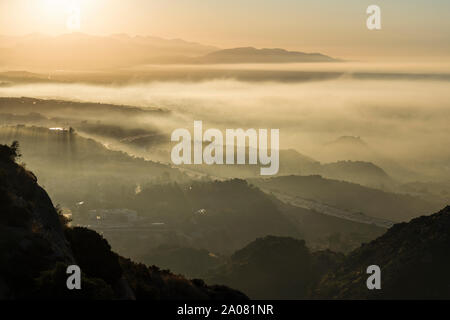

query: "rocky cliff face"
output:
0 143 247 300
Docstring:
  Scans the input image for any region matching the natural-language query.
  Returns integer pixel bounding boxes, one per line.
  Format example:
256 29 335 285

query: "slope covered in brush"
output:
314 206 450 299
0 143 246 300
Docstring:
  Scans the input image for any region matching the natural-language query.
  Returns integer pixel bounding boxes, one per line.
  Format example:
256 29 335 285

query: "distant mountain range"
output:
0 33 338 70
192 47 337 64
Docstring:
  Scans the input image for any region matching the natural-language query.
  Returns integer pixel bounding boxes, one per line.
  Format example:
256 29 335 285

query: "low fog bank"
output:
1 75 449 181
2 62 450 85
1 66 449 268
128 61 450 74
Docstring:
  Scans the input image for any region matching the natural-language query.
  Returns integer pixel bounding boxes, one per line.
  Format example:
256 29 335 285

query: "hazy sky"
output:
1 0 449 60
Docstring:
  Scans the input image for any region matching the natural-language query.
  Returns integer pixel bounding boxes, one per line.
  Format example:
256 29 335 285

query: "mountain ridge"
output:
0 33 337 69
197 47 338 63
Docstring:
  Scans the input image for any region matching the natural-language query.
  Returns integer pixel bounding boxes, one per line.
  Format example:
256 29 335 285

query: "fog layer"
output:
1 66 449 180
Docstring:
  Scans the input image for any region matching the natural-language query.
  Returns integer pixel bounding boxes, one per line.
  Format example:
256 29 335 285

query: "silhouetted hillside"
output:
0 143 246 300
136 245 224 279
181 148 394 188
126 179 301 254
321 136 423 183
206 206 450 300
278 149 393 188
314 206 450 299
0 142 75 298
207 236 344 299
320 161 393 188
123 181 385 279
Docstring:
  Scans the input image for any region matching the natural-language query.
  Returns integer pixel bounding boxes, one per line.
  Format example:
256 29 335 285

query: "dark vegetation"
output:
136 245 224 279
65 227 123 286
108 179 301 255
205 204 450 300
0 143 247 300
1 142 450 300
314 206 450 299
206 236 343 300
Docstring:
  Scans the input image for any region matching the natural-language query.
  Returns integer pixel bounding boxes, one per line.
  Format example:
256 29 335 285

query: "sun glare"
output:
42 0 82 31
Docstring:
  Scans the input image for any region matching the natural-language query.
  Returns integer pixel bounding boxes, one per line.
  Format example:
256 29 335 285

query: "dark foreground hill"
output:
205 205 450 300
2 139 449 300
314 206 450 299
206 236 344 300
0 143 246 300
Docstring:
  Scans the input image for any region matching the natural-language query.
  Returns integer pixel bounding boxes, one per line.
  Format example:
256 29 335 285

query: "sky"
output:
0 0 449 60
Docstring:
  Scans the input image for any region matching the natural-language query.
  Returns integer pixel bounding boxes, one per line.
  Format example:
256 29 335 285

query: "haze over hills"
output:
320 136 429 183
0 87 448 301
0 96 446 212
3 139 449 300
193 47 338 64
0 98 404 191
0 33 338 70
1 0 449 302
0 39 448 301
250 175 438 222
0 95 445 220
0 125 188 213
0 124 386 257
184 148 394 189
0 33 217 69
